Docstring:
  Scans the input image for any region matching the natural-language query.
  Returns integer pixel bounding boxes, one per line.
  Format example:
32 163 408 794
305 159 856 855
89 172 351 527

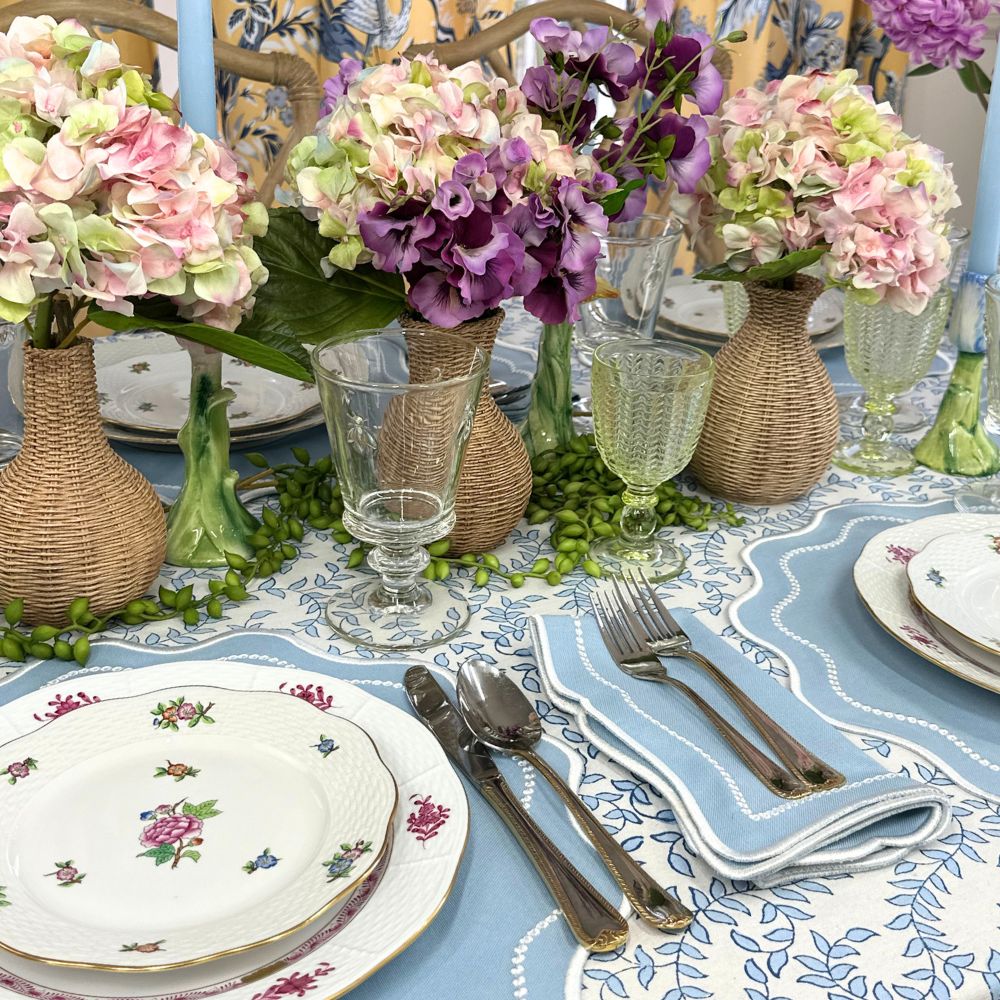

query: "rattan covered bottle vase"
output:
690 276 838 504
401 309 532 554
0 340 166 625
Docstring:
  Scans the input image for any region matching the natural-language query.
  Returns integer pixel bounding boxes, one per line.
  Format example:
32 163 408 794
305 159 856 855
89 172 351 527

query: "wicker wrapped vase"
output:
401 310 532 554
0 341 166 626
690 276 839 504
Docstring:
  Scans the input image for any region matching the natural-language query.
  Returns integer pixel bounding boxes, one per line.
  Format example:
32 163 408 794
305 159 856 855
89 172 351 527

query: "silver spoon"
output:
457 657 693 932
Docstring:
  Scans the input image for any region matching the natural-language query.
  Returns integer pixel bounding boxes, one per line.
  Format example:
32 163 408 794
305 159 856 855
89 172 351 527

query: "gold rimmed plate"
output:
0 684 397 972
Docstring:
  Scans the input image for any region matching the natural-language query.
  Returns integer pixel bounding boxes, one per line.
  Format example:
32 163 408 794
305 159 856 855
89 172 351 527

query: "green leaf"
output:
239 208 407 346
181 850 201 862
600 178 645 219
907 62 942 78
184 799 221 819
141 845 175 866
89 302 313 383
695 246 827 284
957 59 991 98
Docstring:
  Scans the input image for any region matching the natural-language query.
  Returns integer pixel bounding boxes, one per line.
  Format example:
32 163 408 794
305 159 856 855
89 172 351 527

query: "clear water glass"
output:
576 215 683 355
590 340 713 581
313 329 487 651
839 225 969 433
0 324 23 469
833 289 950 477
954 273 1000 513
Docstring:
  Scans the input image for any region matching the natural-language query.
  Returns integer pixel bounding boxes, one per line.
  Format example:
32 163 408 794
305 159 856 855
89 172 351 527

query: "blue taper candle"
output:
177 0 218 139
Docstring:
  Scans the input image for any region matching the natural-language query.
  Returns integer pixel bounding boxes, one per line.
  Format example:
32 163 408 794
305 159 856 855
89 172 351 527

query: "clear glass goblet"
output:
590 340 713 581
576 214 683 356
833 289 950 477
313 329 487 651
838 225 970 433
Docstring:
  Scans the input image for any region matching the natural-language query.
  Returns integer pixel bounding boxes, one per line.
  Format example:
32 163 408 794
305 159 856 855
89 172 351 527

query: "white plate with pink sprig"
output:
0 661 467 1000
853 513 1000 695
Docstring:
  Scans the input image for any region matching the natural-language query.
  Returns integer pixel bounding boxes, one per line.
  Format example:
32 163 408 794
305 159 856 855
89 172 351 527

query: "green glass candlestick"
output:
914 351 1000 476
521 321 575 457
165 342 257 567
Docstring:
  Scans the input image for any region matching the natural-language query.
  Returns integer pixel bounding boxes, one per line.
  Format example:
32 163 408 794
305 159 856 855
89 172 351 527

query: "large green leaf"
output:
907 63 942 78
241 207 407 345
695 246 827 285
958 59 991 99
90 304 314 383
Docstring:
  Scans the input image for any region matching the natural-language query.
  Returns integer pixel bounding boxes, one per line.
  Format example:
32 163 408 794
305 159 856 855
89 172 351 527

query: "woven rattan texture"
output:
0 342 166 625
690 277 839 504
401 310 532 554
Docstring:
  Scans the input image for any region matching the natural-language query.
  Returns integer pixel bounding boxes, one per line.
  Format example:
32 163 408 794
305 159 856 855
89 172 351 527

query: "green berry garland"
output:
0 437 741 665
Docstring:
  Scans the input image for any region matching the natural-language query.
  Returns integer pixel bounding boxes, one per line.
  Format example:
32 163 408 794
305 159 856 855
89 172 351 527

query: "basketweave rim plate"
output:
908 529 1000 656
0 657 468 1000
853 514 1000 695
0 682 396 972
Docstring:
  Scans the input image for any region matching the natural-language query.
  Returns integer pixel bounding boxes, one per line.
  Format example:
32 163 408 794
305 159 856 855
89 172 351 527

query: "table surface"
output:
2 304 996 1000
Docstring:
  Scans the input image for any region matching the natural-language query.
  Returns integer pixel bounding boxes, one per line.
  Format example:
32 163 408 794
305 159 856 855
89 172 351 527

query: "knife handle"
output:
481 776 628 952
525 750 692 931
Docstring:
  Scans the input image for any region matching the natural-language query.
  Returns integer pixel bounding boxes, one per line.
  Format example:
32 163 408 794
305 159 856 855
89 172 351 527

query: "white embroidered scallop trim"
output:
511 909 561 999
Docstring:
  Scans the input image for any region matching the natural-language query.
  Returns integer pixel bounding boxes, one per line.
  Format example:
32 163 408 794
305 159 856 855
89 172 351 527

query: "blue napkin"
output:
530 611 951 886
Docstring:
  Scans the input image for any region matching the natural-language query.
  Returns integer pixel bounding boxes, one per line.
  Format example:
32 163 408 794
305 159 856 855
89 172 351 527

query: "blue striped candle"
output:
177 0 218 139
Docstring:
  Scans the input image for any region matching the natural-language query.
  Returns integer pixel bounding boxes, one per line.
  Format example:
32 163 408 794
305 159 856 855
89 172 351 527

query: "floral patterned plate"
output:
0 683 396 972
95 339 320 433
0 658 466 1000
853 513 1000 695
908 530 1000 656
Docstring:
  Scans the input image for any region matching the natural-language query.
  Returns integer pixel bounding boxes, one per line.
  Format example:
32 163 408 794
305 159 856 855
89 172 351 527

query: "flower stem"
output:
521 321 575 456
32 294 54 350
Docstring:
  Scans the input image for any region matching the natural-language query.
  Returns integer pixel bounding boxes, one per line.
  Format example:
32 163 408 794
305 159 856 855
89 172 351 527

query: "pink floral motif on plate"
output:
407 794 450 844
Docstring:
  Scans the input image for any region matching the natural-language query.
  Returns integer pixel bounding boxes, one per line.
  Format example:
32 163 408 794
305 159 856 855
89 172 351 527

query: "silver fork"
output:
591 590 813 799
616 571 846 793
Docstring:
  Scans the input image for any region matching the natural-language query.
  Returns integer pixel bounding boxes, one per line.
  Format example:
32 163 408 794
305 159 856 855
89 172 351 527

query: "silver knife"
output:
404 666 628 953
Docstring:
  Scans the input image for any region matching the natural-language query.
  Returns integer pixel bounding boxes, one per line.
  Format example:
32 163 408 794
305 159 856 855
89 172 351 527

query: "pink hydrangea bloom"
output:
687 69 958 314
0 16 267 329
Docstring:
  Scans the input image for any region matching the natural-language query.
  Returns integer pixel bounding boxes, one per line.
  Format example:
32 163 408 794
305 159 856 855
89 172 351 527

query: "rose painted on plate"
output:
121 940 165 954
243 848 280 874
151 697 215 731
44 860 85 887
5 758 36 785
137 799 221 869
154 760 200 782
322 840 372 882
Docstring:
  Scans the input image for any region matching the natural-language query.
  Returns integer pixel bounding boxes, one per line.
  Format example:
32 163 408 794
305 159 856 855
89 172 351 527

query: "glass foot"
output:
954 484 1000 514
838 394 926 433
833 438 916 477
0 429 21 468
590 534 686 583
325 576 471 651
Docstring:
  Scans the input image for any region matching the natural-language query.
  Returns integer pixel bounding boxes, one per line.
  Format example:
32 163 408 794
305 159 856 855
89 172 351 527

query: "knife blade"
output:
404 666 628 953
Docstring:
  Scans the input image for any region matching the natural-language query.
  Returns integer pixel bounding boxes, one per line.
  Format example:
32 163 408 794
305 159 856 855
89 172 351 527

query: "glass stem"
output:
367 543 430 605
860 393 895 455
619 486 659 550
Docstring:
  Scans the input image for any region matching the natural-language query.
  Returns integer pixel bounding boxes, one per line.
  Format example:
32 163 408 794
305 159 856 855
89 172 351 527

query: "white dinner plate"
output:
0 660 467 999
660 277 843 338
853 514 1000 695
0 685 396 971
908 529 1000 655
95 337 320 434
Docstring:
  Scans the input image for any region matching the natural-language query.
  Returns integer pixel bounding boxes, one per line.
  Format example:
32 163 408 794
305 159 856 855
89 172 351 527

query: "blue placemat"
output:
0 631 633 1000
731 498 1000 798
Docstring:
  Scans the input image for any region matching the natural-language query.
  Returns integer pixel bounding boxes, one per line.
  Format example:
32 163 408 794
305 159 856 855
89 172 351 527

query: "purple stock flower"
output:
358 202 437 272
643 0 675 30
521 66 596 145
868 0 997 68
321 58 363 116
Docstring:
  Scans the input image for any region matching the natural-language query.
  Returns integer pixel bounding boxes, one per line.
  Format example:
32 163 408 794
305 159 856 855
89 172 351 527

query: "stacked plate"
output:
654 277 845 352
0 661 468 998
854 513 1000 695
92 333 325 452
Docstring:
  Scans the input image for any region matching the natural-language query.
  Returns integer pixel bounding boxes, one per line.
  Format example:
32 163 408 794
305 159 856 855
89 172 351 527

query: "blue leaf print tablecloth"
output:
2 301 998 1000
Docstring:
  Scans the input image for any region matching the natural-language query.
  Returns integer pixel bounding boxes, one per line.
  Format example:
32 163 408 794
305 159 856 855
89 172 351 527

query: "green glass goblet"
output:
590 340 713 581
833 290 950 477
